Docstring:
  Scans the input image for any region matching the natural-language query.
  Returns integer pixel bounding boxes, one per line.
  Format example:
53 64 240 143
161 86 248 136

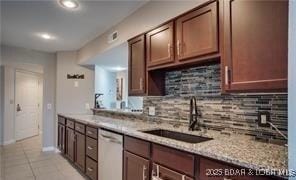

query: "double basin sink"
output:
141 129 212 144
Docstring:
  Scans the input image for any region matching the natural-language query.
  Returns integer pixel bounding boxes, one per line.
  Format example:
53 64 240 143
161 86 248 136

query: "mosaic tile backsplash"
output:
143 63 288 143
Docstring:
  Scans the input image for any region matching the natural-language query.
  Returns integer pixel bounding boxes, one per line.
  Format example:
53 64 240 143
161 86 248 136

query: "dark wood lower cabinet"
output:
75 132 85 172
66 127 75 161
123 151 150 180
86 157 98 180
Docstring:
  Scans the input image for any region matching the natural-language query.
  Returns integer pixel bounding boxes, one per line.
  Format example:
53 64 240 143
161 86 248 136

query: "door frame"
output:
14 69 44 141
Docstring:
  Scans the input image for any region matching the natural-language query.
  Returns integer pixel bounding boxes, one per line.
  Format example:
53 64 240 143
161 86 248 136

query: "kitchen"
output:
0 0 295 180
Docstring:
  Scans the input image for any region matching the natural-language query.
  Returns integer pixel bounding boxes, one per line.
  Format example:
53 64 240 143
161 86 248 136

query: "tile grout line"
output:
21 142 37 180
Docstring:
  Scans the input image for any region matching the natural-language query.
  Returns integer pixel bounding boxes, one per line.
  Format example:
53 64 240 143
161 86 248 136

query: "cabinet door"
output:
146 22 174 67
176 1 218 61
123 151 149 180
58 124 65 153
128 35 146 96
152 164 193 180
66 127 75 162
223 0 288 92
75 132 85 172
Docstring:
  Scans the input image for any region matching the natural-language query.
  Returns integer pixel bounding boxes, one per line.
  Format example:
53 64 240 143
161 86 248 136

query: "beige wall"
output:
1 45 56 148
78 0 206 64
56 51 95 114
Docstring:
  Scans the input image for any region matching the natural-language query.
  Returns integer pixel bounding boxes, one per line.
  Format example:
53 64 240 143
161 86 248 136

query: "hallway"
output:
0 136 86 180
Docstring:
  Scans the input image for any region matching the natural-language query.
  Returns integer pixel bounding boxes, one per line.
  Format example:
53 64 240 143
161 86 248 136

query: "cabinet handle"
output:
225 66 229 85
182 175 186 180
223 178 232 180
76 127 80 130
87 146 93 150
168 43 171 57
177 40 181 56
87 167 93 172
139 78 143 90
142 165 147 180
87 130 93 135
151 165 161 180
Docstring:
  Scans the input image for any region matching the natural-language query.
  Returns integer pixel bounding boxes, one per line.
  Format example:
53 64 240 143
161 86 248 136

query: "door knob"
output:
16 104 22 112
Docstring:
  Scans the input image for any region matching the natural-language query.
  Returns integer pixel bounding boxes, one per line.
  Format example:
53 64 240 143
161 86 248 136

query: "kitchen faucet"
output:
189 96 201 131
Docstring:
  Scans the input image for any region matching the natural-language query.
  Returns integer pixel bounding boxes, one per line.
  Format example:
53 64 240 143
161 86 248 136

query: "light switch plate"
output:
74 81 79 87
148 106 156 116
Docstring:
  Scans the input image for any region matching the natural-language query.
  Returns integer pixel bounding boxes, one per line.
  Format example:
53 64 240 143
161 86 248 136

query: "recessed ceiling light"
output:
38 33 55 40
59 0 79 9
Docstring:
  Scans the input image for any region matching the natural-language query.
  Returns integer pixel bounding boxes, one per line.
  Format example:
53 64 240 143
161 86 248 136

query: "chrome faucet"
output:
189 97 201 131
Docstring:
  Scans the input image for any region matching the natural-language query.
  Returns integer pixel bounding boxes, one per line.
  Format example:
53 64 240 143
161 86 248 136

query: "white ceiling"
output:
0 0 146 52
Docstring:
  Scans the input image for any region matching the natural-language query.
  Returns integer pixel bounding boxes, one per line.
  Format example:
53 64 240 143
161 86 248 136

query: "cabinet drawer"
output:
86 137 98 161
75 122 85 134
152 144 195 177
86 157 98 180
86 126 98 139
124 136 150 158
58 116 66 125
66 119 74 129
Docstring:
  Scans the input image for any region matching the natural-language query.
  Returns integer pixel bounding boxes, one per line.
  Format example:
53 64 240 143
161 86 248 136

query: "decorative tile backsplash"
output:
143 64 288 143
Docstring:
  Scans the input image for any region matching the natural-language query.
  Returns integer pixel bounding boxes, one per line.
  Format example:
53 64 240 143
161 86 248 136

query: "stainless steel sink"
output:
141 129 212 143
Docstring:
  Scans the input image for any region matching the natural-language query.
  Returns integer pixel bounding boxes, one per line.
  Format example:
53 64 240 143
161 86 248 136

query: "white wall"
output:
1 45 56 148
78 0 206 64
288 0 296 177
56 51 94 115
95 66 116 109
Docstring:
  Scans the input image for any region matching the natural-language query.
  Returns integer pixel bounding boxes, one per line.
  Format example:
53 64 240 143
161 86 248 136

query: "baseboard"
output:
3 139 16 145
42 146 56 152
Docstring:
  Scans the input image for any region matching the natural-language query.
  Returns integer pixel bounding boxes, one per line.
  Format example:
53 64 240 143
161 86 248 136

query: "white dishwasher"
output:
98 129 123 180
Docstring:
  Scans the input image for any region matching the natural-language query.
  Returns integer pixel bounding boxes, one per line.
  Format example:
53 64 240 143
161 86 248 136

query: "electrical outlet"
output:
258 111 270 127
148 106 156 116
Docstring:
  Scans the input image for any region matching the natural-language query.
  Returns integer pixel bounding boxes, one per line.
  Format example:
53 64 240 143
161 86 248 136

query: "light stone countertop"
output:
59 113 288 177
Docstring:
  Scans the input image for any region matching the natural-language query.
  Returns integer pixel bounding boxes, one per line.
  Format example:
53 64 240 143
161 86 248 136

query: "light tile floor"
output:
0 136 87 180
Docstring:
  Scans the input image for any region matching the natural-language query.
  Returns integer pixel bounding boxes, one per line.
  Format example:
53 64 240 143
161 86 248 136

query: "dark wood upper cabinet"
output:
146 21 175 67
123 151 150 180
222 0 288 92
128 35 146 96
176 1 218 61
75 132 85 172
66 127 75 162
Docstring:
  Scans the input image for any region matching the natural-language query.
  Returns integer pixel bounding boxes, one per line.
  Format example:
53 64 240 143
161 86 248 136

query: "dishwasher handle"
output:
99 134 122 145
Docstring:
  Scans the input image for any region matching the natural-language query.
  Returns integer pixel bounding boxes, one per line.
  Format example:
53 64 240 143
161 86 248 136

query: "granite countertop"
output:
59 113 288 176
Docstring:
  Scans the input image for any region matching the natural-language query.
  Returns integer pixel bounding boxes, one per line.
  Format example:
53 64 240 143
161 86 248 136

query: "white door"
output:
15 71 40 141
